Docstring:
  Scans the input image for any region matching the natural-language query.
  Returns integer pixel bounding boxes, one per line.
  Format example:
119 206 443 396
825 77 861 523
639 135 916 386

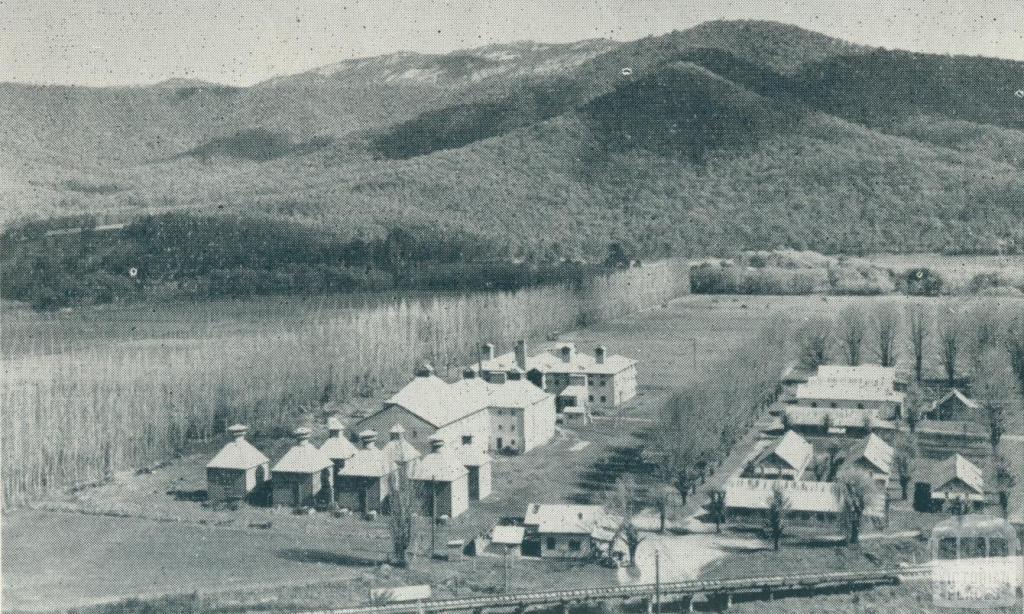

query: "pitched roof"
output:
725 477 841 513
795 364 903 403
207 437 269 470
409 449 468 482
319 434 358 461
931 454 984 494
755 430 813 472
844 433 894 476
381 437 422 465
383 374 456 427
272 440 333 474
478 344 636 376
338 445 395 478
932 388 981 411
480 378 552 408
491 526 525 546
524 503 620 535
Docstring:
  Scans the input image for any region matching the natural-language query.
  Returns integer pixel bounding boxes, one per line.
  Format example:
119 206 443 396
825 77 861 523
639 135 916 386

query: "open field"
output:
863 253 1024 293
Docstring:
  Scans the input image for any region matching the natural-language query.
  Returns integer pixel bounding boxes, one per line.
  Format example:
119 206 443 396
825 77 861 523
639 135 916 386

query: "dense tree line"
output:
0 212 635 310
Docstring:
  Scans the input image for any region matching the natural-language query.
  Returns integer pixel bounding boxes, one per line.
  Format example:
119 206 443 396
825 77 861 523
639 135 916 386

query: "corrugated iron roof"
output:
524 503 619 535
320 434 358 461
932 453 984 494
409 449 468 482
844 433 894 476
206 437 269 470
491 525 525 546
272 440 333 474
338 445 395 478
478 345 636 376
931 388 981 411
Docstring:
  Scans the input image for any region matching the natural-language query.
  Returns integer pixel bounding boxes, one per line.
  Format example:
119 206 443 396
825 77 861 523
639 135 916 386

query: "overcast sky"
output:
2 0 1022 87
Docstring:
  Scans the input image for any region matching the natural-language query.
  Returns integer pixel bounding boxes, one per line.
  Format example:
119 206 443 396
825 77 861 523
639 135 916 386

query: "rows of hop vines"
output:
2 260 689 506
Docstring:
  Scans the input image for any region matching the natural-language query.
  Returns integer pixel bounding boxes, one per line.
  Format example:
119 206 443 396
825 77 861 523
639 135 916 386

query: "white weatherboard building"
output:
523 503 621 559
840 433 895 484
929 454 985 507
791 364 904 416
475 340 637 412
744 430 814 481
206 424 269 503
724 476 884 528
355 363 556 455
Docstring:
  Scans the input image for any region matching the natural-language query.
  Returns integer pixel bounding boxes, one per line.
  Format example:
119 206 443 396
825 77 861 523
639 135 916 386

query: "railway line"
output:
301 566 934 614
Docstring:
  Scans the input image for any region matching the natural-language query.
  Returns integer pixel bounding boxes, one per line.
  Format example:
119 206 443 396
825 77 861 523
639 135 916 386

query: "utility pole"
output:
691 339 697 371
655 547 661 614
503 545 510 593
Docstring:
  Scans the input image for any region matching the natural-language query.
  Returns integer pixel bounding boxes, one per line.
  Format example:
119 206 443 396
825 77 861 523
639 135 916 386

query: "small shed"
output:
206 424 270 503
272 427 334 508
336 430 395 513
410 436 469 518
454 435 492 501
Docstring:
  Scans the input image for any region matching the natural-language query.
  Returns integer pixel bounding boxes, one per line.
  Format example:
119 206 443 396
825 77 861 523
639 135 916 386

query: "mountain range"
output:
3 20 1024 259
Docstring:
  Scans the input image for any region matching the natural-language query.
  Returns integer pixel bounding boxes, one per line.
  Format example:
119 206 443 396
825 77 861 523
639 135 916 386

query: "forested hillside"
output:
3 19 1024 307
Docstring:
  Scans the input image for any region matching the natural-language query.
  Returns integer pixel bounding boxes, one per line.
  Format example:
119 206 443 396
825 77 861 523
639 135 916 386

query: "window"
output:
547 537 557 550
498 425 504 431
588 395 594 402
568 539 582 551
830 402 838 409
857 403 865 409
600 396 606 403
510 440 515 447
462 435 472 445
510 425 515 432
412 430 418 438
810 402 818 408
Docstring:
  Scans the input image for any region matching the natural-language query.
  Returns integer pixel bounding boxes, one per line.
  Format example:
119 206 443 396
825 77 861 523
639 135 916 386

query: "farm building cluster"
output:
724 363 990 531
206 340 637 521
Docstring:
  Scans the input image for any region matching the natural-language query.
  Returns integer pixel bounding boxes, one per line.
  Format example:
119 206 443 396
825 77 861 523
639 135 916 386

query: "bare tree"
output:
974 347 1016 451
839 305 867 366
798 316 836 369
907 304 931 382
967 300 1001 372
707 490 727 533
650 484 678 534
938 310 963 388
872 302 900 367
765 486 790 551
824 439 843 481
839 469 877 545
995 456 1015 518
1006 314 1024 406
604 474 640 521
903 382 924 432
616 520 645 567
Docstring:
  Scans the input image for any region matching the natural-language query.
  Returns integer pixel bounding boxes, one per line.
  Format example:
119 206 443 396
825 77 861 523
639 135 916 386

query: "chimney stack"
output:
227 424 249 441
515 339 527 371
326 416 344 438
293 426 312 444
359 430 378 449
560 343 575 364
482 343 495 361
429 435 445 453
415 362 435 378
595 346 607 365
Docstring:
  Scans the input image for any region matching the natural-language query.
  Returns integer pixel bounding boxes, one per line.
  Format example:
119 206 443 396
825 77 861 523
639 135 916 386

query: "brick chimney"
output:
481 343 495 361
595 346 607 365
389 424 406 441
227 424 249 442
515 339 527 371
560 343 575 364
